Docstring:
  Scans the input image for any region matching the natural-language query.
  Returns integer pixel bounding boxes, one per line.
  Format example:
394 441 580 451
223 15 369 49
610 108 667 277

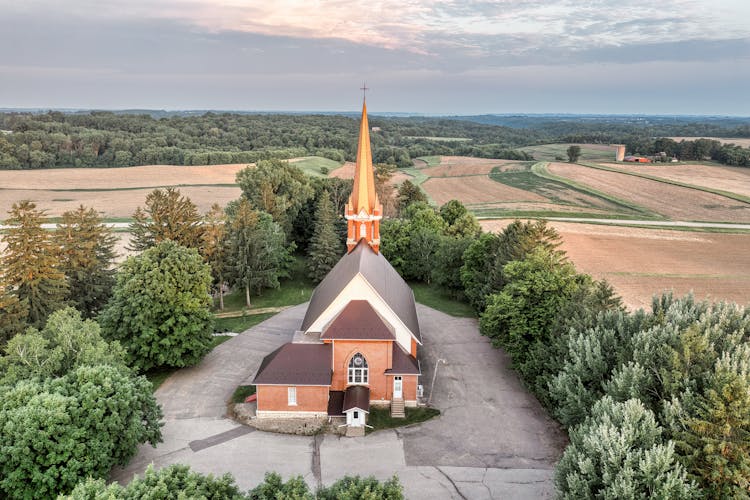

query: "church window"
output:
348 353 368 385
288 387 297 406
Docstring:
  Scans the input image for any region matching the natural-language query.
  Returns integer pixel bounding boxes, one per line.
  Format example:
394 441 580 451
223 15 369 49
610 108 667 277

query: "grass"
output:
293 156 343 178
214 312 275 333
414 156 442 167
232 385 256 403
410 282 476 317
145 367 177 392
367 406 440 433
216 255 314 313
520 143 616 162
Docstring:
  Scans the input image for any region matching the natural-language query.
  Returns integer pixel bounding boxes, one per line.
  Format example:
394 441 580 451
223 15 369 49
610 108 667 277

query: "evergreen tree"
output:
226 199 293 308
201 203 228 310
1 201 67 327
396 179 427 214
55 205 117 317
0 284 27 347
128 187 204 251
307 191 343 283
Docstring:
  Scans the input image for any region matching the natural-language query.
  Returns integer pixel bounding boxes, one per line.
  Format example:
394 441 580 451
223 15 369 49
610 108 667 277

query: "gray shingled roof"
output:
301 240 421 343
385 343 421 375
252 343 332 385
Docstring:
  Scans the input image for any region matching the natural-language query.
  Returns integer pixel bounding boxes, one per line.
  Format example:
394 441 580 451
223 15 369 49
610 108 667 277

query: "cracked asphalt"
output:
111 303 567 499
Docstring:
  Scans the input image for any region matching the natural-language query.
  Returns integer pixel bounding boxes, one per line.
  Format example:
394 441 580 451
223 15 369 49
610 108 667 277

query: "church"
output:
252 99 422 434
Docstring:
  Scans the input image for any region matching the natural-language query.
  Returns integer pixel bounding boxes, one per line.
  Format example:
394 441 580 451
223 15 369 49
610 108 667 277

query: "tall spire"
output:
345 94 383 253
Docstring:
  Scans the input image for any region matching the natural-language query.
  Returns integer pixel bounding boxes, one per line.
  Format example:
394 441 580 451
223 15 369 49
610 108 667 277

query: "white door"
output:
347 410 364 426
393 376 403 399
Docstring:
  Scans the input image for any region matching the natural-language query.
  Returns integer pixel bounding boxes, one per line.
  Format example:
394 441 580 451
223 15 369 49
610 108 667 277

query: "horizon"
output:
1 1 749 115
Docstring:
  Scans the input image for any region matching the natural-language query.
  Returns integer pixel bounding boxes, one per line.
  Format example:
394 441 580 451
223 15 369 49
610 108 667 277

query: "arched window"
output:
348 353 368 384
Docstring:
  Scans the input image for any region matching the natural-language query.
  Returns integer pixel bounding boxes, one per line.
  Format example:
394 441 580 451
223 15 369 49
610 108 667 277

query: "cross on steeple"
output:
360 83 369 101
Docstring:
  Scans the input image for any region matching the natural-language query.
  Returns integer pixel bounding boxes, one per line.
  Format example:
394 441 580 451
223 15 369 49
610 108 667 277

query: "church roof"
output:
301 240 421 343
252 343 331 386
320 300 395 341
385 343 421 375
343 385 370 413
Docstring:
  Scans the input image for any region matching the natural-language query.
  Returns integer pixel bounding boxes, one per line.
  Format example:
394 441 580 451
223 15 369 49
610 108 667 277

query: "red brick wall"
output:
385 374 418 400
256 385 328 412
331 340 392 400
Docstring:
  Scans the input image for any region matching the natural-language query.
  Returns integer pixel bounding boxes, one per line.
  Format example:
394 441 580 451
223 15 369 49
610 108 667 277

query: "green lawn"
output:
145 367 176 392
410 282 476 317
214 312 275 333
216 255 315 312
520 143 616 162
367 406 440 433
293 156 343 177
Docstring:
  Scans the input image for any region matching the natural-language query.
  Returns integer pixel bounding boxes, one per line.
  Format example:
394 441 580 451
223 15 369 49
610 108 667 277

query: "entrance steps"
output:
390 398 405 418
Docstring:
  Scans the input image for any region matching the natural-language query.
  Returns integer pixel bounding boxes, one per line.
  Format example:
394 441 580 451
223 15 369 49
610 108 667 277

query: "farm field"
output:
598 162 750 198
423 175 547 206
480 220 750 310
548 162 750 222
329 161 412 185
521 143 619 162
668 137 750 148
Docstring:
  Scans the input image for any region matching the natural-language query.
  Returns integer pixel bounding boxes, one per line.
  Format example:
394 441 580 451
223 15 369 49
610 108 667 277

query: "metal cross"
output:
360 83 369 100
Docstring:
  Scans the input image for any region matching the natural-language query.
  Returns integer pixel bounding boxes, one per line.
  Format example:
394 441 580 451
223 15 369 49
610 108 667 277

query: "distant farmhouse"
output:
252 101 422 436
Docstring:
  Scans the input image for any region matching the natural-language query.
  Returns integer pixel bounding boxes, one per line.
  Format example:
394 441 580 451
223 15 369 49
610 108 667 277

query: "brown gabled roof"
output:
385 343 421 375
343 385 370 412
301 240 421 343
252 343 332 386
321 300 395 341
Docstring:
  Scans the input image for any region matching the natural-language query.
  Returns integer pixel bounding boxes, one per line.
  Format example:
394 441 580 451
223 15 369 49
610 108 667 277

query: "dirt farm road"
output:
111 303 566 499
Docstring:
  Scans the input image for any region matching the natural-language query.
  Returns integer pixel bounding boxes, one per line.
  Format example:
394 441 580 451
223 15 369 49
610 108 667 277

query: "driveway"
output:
112 303 567 499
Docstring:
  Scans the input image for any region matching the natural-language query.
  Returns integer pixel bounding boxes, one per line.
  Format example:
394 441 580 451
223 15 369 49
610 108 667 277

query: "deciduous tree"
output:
236 159 314 238
396 179 427 214
201 203 228 310
99 240 214 371
567 145 581 162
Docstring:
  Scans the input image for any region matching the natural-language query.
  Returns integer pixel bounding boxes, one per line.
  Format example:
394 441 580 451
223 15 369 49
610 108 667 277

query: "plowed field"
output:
598 163 750 198
423 176 547 206
480 220 750 310
420 157 525 177
548 162 750 222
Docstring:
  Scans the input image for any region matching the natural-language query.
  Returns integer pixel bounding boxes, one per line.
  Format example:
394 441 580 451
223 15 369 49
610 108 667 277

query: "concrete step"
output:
390 398 406 418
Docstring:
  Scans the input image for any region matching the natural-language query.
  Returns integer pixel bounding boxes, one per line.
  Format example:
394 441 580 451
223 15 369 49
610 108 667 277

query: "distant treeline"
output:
0 110 748 169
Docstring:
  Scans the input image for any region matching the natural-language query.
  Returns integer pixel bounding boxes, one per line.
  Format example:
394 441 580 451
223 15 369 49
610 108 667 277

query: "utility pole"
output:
427 357 446 406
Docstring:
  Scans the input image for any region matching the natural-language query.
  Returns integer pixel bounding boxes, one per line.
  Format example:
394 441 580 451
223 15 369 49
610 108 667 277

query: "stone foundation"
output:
231 403 347 436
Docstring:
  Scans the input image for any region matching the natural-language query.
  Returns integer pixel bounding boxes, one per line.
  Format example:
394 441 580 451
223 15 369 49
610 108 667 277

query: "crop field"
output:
289 156 343 177
419 157 524 177
422 175 547 206
548 162 750 222
0 164 248 218
329 162 412 185
480 220 750 310
521 143 619 162
668 137 750 148
598 162 750 198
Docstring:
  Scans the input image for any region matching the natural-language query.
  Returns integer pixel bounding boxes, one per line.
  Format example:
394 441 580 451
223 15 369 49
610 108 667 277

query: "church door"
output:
393 376 403 399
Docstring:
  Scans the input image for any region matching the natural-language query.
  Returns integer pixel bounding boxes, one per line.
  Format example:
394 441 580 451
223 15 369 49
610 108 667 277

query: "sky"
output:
1 0 749 115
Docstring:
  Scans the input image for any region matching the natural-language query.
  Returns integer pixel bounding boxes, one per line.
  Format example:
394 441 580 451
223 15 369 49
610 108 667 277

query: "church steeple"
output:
345 94 383 253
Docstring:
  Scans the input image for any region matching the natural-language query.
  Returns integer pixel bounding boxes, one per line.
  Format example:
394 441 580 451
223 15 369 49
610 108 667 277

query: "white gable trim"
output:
305 273 420 352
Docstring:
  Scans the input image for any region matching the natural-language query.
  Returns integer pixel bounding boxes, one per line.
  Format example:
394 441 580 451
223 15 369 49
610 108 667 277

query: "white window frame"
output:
348 353 369 385
288 386 297 406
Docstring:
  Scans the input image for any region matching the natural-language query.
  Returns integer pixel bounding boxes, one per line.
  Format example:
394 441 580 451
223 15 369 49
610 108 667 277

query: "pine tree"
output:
0 283 28 347
307 191 343 283
396 180 427 214
227 199 292 308
55 205 117 317
128 187 203 251
201 203 228 310
1 201 67 327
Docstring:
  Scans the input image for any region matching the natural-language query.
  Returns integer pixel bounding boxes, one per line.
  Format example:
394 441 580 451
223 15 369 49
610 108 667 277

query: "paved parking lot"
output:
112 303 566 499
